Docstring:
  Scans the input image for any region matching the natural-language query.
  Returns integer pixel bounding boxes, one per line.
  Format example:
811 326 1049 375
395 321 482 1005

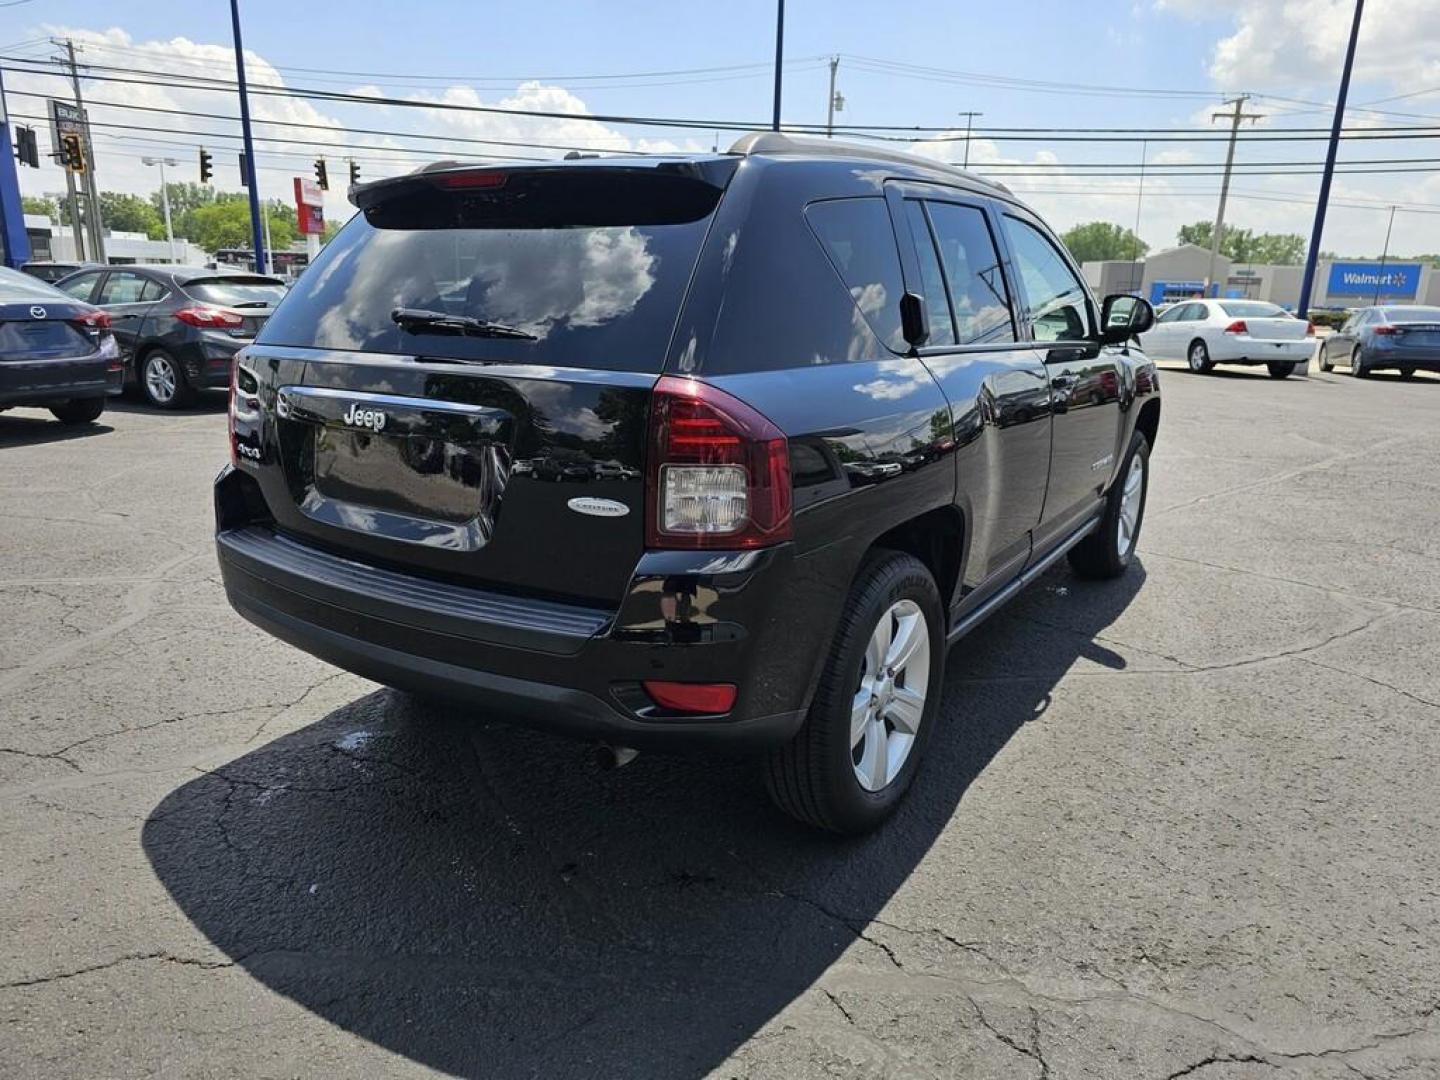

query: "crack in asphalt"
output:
0 951 240 990
1295 655 1440 711
968 998 1049 1078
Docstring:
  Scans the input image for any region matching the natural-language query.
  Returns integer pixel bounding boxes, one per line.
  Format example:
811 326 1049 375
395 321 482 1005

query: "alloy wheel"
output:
850 599 930 792
1117 452 1145 559
145 354 178 404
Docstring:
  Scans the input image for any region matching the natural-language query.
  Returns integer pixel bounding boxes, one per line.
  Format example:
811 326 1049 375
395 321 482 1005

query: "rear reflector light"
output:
1374 325 1399 335
1305 321 1316 337
642 680 737 714
645 375 792 550
1223 320 1248 335
432 170 509 190
176 305 244 329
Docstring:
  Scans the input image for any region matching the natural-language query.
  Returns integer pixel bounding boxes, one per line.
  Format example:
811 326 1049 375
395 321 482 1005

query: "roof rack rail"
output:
727 131 1011 195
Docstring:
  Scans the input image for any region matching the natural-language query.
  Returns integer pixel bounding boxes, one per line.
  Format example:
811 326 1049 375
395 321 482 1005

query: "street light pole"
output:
1374 204 1397 306
142 157 178 262
1298 0 1365 317
229 0 266 276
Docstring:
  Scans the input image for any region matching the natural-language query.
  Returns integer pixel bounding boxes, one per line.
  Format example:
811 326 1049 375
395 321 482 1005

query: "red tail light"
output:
1223 320 1248 335
642 680 737 714
645 375 792 550
74 309 111 330
176 305 244 329
227 359 239 467
1305 321 1316 337
1374 325 1399 336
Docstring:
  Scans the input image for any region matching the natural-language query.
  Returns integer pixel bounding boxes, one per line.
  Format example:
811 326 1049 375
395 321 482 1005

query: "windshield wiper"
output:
391 307 537 341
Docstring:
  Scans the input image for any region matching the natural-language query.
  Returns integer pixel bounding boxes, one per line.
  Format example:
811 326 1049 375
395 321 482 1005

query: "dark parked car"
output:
216 134 1160 833
0 265 122 425
52 265 287 408
1319 304 1440 378
19 260 101 285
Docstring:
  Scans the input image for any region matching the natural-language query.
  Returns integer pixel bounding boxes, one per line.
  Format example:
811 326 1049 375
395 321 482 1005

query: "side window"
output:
1001 216 1093 343
1172 303 1198 322
805 198 908 353
139 278 168 302
57 273 100 301
926 202 1015 345
98 272 147 305
1155 305 1184 324
901 201 955 346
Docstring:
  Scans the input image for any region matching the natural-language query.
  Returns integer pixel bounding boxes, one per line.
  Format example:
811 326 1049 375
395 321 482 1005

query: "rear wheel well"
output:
1135 397 1161 451
870 507 964 612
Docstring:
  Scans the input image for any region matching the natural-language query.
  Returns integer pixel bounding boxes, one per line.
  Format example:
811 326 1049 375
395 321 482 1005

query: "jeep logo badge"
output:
342 402 387 432
567 497 629 518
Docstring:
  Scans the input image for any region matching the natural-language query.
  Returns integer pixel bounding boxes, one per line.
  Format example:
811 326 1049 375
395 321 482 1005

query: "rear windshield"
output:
185 278 287 307
258 167 725 372
1382 306 1440 322
1219 301 1289 318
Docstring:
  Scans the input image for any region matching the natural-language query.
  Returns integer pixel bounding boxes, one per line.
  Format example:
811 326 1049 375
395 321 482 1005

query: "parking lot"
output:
2 363 1439 1078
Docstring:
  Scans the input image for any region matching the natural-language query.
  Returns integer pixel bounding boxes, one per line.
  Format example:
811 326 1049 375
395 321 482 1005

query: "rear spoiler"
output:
348 158 738 213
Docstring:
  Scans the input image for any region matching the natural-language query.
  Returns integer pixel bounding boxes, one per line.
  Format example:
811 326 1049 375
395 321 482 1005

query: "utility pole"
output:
1374 205 1397 306
1206 95 1262 297
825 56 843 138
53 38 106 263
229 1 266 275
1298 0 1364 317
771 0 785 132
958 111 983 169
142 157 178 262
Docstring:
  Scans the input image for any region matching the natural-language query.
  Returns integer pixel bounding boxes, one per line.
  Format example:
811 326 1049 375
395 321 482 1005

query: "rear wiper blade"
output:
391 307 537 341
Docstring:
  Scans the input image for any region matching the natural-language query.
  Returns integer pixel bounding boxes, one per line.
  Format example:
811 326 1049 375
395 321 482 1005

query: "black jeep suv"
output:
216 133 1159 833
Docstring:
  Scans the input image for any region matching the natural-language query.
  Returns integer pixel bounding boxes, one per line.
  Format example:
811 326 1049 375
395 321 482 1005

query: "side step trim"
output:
947 516 1100 644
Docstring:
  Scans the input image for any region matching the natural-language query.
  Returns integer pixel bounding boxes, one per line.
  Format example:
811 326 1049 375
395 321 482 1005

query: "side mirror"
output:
899 291 930 348
1099 294 1155 345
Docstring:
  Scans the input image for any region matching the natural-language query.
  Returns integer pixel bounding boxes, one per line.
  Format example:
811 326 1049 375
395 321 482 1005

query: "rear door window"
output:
259 167 728 373
925 202 1015 345
804 197 908 353
901 201 955 346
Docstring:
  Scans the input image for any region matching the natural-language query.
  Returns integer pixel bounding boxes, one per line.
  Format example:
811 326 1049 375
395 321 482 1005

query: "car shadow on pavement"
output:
142 561 1146 1078
105 393 229 415
0 413 115 446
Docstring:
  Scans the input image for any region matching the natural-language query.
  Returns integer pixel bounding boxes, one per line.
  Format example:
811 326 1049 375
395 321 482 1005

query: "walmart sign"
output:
1327 262 1422 298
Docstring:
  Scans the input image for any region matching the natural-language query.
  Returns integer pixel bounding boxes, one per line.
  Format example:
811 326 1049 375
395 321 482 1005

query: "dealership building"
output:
1082 244 1440 310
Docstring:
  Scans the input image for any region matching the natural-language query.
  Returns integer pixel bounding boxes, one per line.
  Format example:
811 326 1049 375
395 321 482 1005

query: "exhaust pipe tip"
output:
593 743 640 770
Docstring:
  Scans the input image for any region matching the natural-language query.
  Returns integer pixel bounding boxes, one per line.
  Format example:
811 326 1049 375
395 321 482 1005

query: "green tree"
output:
186 196 298 253
1176 221 1306 265
21 195 57 219
99 192 165 240
1060 221 1149 263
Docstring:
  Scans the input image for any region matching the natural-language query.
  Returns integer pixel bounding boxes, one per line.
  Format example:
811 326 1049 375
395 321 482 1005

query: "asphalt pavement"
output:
2 363 1439 1079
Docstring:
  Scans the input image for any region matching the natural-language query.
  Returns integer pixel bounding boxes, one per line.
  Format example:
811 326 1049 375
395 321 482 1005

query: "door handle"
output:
1046 344 1097 364
1050 373 1078 390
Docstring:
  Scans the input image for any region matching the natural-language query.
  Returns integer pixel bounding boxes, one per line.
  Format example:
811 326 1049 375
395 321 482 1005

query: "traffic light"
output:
314 157 328 190
199 147 213 184
14 126 39 168
60 133 85 173
349 160 360 186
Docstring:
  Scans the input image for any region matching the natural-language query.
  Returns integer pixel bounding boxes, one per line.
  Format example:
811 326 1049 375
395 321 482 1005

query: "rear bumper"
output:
214 468 820 753
0 354 123 406
1209 339 1314 364
1363 347 1440 370
181 334 247 388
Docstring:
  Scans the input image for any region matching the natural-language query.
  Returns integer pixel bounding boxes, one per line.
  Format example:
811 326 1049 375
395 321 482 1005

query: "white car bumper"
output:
1208 337 1314 364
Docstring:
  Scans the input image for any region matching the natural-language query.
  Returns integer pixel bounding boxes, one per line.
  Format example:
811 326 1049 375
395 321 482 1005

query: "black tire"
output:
48 397 106 425
1068 429 1150 580
1318 341 1334 373
763 550 945 835
139 349 194 409
1267 362 1296 379
1400 366 1417 380
1187 339 1214 374
1351 348 1369 378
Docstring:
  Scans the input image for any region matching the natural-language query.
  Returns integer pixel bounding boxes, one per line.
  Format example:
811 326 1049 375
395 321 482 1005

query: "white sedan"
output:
1137 299 1316 379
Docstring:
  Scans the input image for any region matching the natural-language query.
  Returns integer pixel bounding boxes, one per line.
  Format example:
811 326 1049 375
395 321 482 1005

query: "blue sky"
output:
7 0 1440 255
